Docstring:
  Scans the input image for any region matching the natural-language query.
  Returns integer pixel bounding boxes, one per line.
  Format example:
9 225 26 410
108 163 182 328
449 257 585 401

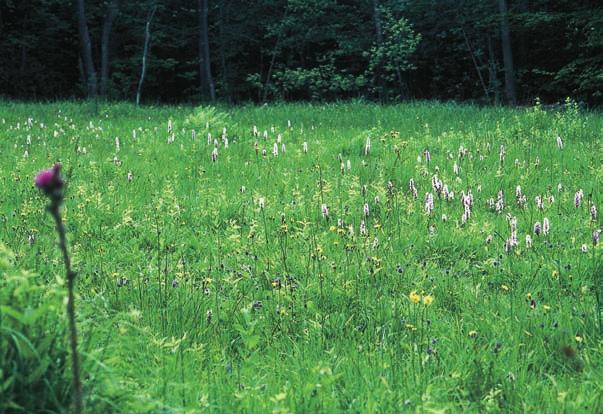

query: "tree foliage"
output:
0 0 600 104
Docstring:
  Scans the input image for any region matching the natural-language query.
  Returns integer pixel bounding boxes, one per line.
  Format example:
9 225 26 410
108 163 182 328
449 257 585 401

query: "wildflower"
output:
409 178 418 198
303 142 308 153
499 145 505 163
593 229 601 246
127 171 133 182
281 143 286 153
272 142 278 157
321 204 329 219
424 149 431 163
360 220 367 236
485 235 493 244
346 160 351 171
495 190 504 213
535 195 544 210
591 204 597 220
167 119 173 134
364 137 371 155
461 209 470 224
581 244 588 253
409 290 420 304
453 162 459 175
526 234 532 248
574 190 583 208
556 135 563 149
504 238 514 253
543 218 550 235
207 132 212 145
35 163 63 197
258 197 265 209
211 147 218 162
534 222 542 236
363 203 370 217
115 137 120 152
468 330 478 338
240 186 246 193
422 294 434 306
441 214 448 222
424 192 434 215
431 174 442 193
191 129 196 140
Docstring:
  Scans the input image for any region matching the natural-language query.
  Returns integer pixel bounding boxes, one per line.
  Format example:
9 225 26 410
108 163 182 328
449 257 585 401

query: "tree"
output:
100 0 119 97
198 0 215 102
497 0 517 104
135 5 156 105
76 0 97 97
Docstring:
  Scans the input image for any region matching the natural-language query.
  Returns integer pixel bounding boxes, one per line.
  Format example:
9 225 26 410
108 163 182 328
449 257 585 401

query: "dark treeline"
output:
0 0 601 105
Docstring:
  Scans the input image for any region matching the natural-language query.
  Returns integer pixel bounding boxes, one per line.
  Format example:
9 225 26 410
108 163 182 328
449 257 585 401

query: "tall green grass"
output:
0 100 601 412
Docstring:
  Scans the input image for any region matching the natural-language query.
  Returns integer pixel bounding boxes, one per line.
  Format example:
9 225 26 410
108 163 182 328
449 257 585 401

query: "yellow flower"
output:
543 304 551 312
468 330 478 338
501 284 509 292
409 290 420 304
422 294 434 306
575 335 583 343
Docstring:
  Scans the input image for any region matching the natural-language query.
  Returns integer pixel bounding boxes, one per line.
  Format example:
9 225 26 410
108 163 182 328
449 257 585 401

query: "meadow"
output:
0 100 601 413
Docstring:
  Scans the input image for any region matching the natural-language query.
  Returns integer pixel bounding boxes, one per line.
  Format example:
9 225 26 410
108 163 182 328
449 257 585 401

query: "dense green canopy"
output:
0 0 601 105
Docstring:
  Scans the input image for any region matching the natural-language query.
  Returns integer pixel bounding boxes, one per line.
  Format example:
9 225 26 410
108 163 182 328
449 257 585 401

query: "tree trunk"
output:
218 0 229 102
136 6 156 105
488 35 501 104
372 0 384 101
460 25 490 102
76 0 97 97
497 0 517 105
100 0 119 97
262 6 288 102
198 0 216 102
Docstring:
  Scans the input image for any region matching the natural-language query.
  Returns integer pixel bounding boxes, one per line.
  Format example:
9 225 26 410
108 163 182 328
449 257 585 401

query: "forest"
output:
0 0 601 105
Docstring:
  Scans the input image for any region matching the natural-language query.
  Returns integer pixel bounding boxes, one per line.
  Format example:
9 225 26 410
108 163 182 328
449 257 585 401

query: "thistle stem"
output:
49 200 83 414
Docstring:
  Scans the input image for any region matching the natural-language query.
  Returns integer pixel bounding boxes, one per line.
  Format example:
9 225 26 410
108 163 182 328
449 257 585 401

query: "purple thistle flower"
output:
593 229 601 246
363 203 370 217
591 204 597 220
35 163 63 196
